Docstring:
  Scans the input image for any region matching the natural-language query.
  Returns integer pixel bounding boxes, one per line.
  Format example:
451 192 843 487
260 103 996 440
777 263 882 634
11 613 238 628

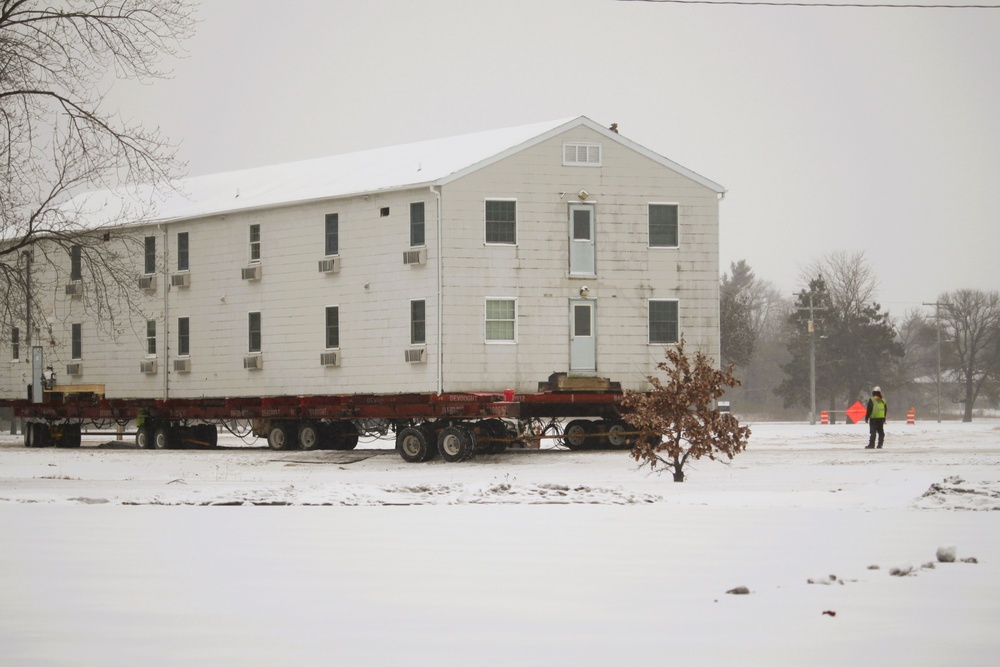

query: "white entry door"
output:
570 299 596 374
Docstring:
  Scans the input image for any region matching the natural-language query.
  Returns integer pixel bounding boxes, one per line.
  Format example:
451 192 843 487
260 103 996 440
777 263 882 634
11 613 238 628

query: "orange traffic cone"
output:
820 411 829 425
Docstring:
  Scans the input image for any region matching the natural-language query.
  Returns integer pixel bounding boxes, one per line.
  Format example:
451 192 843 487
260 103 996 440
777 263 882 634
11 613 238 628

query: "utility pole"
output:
923 301 947 423
795 291 826 425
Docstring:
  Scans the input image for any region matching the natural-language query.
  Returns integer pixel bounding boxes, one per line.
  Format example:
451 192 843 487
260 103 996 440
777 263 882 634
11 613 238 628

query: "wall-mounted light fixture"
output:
580 285 590 297
578 190 589 200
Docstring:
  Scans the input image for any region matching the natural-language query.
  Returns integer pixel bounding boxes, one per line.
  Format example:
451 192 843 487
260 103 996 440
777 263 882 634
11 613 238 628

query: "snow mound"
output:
914 476 1000 511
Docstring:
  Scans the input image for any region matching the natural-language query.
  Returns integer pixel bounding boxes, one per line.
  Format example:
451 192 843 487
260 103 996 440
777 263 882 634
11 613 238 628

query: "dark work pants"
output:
868 418 885 448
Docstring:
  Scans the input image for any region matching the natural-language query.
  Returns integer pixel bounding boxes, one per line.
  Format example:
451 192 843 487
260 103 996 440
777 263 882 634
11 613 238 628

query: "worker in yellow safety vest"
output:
864 386 887 449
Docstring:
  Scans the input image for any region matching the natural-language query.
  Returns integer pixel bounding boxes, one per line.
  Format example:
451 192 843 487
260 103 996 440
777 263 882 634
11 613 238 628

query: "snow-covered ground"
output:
2 420 999 666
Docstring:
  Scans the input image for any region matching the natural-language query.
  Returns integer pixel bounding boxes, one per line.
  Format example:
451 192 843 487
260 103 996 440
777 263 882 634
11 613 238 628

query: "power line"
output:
620 0 1000 8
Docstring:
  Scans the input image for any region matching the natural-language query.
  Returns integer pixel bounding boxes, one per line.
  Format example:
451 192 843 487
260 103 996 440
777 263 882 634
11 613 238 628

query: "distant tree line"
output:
720 251 1000 422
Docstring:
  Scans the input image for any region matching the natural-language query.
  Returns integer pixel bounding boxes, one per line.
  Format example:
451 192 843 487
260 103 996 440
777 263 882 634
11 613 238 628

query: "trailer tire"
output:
438 425 475 463
397 426 433 463
57 423 82 448
136 426 153 449
330 421 360 451
298 422 321 450
153 426 175 450
563 420 595 450
602 420 633 450
477 419 509 454
267 422 294 451
24 423 34 448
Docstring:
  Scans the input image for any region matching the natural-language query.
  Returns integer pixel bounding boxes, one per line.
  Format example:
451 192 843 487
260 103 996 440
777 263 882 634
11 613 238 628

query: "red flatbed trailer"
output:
1 384 635 462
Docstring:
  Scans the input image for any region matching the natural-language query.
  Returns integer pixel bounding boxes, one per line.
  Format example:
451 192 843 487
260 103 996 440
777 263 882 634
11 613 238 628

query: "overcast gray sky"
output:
106 0 1000 315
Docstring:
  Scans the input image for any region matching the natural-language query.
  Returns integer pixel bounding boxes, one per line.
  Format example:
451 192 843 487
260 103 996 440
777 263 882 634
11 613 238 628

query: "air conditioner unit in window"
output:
66 363 83 376
403 248 427 266
404 348 426 364
171 273 190 288
320 351 340 367
318 258 340 274
140 360 157 374
243 354 262 370
173 358 191 373
241 265 262 281
138 275 156 291
65 282 83 296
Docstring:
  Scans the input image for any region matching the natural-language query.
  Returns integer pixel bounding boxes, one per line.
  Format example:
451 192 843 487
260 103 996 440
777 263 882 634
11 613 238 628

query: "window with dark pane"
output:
649 204 679 247
649 300 679 344
248 312 261 353
177 232 189 271
325 214 339 256
177 317 190 356
411 300 426 344
144 236 156 274
485 200 516 245
410 203 425 247
70 245 82 281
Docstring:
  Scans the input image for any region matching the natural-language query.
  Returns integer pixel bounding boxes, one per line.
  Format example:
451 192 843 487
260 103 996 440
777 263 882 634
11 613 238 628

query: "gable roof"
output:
71 116 724 226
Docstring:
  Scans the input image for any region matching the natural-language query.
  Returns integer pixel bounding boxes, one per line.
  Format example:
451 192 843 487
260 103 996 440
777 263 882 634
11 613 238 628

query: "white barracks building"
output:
2 116 724 400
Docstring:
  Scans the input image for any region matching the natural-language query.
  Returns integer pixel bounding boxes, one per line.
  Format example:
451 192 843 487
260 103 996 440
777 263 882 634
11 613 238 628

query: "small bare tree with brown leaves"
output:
621 339 751 482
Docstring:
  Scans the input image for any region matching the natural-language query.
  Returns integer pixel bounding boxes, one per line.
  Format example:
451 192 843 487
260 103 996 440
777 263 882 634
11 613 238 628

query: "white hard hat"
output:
873 386 881 392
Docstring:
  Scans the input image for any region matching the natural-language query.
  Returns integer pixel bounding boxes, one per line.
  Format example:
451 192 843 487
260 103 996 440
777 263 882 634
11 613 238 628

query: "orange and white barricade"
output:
820 411 829 425
907 408 915 425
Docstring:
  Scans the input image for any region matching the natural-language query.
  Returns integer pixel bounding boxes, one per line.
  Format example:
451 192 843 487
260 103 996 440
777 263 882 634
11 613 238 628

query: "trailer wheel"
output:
298 422 321 450
136 426 153 449
437 425 475 463
563 420 595 450
477 419 509 454
602 420 633 450
24 423 34 448
57 423 82 448
396 426 433 463
267 422 293 450
336 421 360 451
153 426 175 450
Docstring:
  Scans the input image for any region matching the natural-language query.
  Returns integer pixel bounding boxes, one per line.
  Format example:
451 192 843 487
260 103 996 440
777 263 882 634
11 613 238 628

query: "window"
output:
249 224 261 263
324 214 339 256
649 300 679 344
325 306 340 349
485 299 516 342
177 232 189 271
563 143 602 166
144 236 156 274
411 300 426 345
485 200 516 245
11 327 19 361
380 207 390 217
649 204 679 248
248 312 261 353
70 245 82 281
410 202 425 247
146 320 156 356
71 323 82 360
177 317 190 356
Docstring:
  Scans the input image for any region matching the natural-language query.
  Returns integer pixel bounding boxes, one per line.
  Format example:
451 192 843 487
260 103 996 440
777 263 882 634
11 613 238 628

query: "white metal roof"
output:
69 116 724 227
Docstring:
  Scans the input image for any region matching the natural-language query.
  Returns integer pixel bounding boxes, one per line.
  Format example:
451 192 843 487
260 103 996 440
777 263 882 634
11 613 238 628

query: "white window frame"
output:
409 202 425 248
144 236 156 275
648 299 679 345
248 311 262 353
11 326 19 361
324 214 339 257
410 299 426 345
484 198 517 246
146 320 157 357
177 316 190 357
563 142 602 167
176 232 190 272
485 297 517 344
648 202 680 249
71 323 83 360
248 224 261 264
